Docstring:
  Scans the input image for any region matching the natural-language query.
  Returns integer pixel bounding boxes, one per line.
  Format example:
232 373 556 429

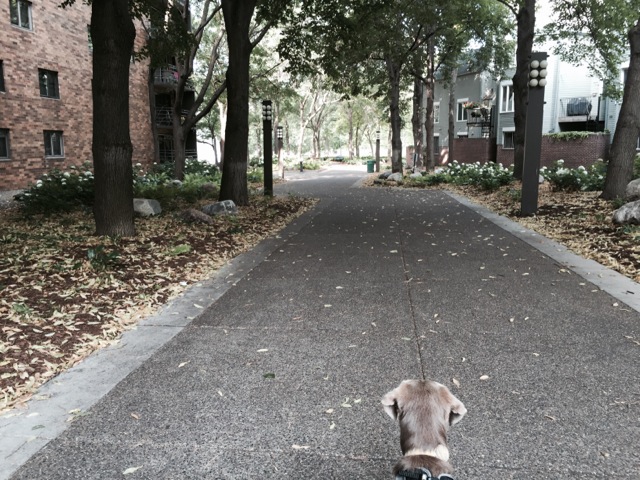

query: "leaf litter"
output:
0 195 316 413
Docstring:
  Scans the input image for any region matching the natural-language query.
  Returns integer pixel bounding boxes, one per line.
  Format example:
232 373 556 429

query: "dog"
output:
382 380 467 479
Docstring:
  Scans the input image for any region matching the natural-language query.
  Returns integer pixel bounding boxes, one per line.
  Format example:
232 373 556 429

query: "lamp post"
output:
277 125 284 179
262 100 273 196
375 130 380 173
521 52 548 216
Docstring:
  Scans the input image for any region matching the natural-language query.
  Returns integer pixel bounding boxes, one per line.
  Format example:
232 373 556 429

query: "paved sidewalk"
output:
2 164 639 479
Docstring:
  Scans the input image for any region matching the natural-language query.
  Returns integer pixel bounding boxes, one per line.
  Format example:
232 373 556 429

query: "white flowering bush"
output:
540 159 606 192
15 162 95 215
417 161 514 191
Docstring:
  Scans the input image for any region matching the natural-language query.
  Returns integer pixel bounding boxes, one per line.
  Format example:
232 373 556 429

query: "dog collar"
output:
395 468 455 480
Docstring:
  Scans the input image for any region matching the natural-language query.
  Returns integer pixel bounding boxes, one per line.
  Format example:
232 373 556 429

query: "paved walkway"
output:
2 164 639 479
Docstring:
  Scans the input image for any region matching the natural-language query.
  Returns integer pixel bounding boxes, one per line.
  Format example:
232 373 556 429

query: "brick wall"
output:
496 133 610 168
451 138 493 164
0 2 153 190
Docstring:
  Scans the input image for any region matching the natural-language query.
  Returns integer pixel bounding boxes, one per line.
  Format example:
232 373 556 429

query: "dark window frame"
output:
9 0 32 30
39 69 59 99
44 130 64 158
0 129 10 159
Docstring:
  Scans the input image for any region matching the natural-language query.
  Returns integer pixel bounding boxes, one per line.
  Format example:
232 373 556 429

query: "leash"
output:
396 468 455 480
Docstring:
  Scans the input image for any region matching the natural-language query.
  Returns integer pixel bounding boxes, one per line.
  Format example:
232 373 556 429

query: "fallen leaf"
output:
178 361 190 368
452 378 460 387
263 373 276 379
479 375 490 381
123 466 143 475
257 349 269 353
292 445 310 450
131 413 140 420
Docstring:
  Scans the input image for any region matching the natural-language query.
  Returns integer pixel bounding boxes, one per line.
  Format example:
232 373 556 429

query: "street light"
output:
521 52 548 216
375 130 381 173
276 125 284 179
262 100 273 196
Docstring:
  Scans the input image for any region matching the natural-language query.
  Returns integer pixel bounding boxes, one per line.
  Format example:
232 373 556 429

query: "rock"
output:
133 198 162 216
373 179 386 185
201 199 238 216
387 172 404 183
539 174 545 184
409 172 423 179
612 200 640 225
625 178 640 201
180 208 214 225
379 172 392 180
200 183 218 196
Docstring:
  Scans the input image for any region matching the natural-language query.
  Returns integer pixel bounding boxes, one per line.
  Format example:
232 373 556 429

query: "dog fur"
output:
381 379 467 477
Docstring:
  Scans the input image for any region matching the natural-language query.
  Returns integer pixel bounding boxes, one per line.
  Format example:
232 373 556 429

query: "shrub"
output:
540 159 605 192
427 161 513 191
15 164 95 215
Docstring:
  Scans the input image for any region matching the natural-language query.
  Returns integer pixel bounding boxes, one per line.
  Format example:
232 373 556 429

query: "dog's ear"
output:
381 386 402 420
443 388 467 426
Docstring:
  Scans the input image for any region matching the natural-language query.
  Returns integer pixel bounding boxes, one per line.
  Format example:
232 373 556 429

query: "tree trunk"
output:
91 0 136 237
219 101 227 165
512 0 536 180
602 18 640 199
219 0 256 206
348 103 354 160
148 67 161 166
412 76 422 169
387 56 403 173
424 40 435 171
448 68 457 163
173 91 186 180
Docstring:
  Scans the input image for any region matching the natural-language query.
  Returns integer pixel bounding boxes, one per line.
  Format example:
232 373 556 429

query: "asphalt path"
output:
2 164 639 479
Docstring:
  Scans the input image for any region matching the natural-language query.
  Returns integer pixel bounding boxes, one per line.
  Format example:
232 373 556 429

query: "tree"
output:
545 0 640 199
218 0 280 205
144 0 227 180
496 0 535 180
90 0 137 236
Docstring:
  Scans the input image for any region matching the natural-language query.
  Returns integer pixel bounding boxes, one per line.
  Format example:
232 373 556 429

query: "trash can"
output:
367 160 375 173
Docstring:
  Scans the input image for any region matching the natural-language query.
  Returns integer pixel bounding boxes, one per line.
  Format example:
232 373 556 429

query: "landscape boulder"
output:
387 172 404 183
612 200 640 225
625 178 640 201
378 171 392 180
409 172 423 180
180 208 214 225
133 198 162 217
201 199 238 216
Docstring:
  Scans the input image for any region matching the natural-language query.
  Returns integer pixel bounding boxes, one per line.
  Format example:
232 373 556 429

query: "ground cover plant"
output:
1 162 316 412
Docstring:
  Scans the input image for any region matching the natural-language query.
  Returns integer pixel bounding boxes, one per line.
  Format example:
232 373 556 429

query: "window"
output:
0 129 10 159
434 102 440 124
9 0 32 29
0 61 5 92
503 130 515 149
39 69 59 98
500 84 514 112
456 99 468 122
433 135 440 155
44 130 64 157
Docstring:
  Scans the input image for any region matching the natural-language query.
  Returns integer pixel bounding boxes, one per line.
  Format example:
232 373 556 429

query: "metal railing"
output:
158 148 198 163
559 97 594 117
153 66 194 90
155 106 191 127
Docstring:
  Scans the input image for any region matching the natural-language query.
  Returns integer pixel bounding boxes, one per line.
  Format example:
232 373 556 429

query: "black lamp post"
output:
276 125 284 179
375 130 381 173
262 100 273 196
521 52 548 216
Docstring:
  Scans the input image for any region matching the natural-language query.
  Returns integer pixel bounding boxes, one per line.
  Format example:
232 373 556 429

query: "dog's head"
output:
381 380 466 456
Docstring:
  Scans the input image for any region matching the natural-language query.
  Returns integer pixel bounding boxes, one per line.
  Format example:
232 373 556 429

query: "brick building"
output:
0 0 154 191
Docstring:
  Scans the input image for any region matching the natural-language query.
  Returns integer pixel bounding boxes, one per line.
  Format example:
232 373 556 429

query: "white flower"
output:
63 172 70 178
578 166 586 172
36 180 43 187
556 159 565 165
85 171 93 177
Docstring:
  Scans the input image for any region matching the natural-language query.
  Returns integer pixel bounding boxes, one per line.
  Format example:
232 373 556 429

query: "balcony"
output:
158 148 198 163
155 106 191 127
466 106 493 137
153 66 194 91
558 97 595 122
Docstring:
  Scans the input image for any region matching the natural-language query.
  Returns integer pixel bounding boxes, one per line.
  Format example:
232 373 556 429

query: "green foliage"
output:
545 131 595 141
635 153 640 178
416 161 514 191
14 164 95 215
167 244 192 256
87 245 120 271
247 167 264 183
540 159 606 192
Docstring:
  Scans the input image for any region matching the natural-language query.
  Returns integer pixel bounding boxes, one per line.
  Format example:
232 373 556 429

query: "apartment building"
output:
430 54 617 168
0 0 160 190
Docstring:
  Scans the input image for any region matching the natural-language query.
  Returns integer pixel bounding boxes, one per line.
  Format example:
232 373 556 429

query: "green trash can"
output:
367 160 375 173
